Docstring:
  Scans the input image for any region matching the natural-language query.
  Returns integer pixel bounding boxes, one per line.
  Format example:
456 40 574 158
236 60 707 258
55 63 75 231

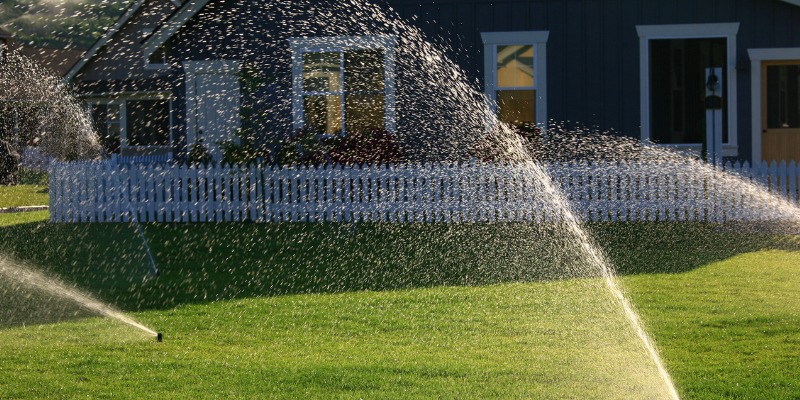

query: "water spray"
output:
132 220 160 277
0 257 159 338
127 204 159 277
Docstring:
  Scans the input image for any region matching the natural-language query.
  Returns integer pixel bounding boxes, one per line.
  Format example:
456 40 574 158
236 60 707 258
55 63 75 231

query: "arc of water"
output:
530 161 681 400
0 256 158 337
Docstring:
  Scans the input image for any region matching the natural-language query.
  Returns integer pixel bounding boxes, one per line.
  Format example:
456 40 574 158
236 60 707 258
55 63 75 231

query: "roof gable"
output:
140 0 211 59
63 0 148 83
64 0 184 83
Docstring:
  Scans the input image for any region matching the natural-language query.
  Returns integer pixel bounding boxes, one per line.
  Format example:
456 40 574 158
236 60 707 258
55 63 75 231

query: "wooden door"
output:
762 61 800 163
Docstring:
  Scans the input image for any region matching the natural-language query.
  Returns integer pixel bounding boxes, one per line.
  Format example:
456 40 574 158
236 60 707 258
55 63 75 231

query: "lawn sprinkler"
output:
157 332 163 342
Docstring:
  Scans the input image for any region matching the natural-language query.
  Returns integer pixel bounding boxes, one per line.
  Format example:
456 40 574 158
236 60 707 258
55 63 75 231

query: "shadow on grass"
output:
1 219 798 328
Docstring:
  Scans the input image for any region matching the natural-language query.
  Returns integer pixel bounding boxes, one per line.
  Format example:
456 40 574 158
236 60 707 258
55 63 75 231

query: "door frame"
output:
748 48 800 165
183 60 241 159
636 23 740 157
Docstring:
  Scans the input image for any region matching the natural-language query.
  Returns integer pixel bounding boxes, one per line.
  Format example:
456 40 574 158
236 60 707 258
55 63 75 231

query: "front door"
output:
184 61 241 161
762 61 800 163
649 38 728 157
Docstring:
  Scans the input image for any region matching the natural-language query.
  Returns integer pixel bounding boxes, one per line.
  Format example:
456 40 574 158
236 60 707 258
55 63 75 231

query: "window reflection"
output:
301 49 385 134
497 45 534 88
766 65 800 129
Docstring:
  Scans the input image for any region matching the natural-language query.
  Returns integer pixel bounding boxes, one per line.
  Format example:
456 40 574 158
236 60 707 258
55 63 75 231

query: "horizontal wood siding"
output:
385 0 800 158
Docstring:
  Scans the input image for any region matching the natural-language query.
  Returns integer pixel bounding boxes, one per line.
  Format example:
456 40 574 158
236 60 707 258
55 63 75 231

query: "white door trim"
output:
748 48 800 165
636 23 740 157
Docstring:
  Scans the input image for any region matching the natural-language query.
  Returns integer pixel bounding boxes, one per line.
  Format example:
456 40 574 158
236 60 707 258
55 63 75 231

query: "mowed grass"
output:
623 250 800 399
0 207 799 398
0 184 48 209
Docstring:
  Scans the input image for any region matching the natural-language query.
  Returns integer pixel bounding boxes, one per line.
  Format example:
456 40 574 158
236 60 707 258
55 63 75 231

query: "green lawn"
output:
0 184 48 209
0 209 798 398
623 250 800 399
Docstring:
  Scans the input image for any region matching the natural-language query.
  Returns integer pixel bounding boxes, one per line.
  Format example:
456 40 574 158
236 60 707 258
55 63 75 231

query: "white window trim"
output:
86 93 174 153
636 23 740 157
289 35 397 134
481 31 549 131
142 28 170 71
748 48 800 165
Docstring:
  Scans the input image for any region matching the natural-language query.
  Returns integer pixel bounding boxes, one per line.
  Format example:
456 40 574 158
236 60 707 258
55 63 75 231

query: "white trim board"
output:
748 48 800 165
636 23 740 157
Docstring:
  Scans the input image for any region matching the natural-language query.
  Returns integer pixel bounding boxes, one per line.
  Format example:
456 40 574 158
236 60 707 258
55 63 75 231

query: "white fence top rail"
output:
48 160 800 223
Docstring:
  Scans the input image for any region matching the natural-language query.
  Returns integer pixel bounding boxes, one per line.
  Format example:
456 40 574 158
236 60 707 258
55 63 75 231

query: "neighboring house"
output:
17 46 85 78
65 0 800 164
0 27 85 159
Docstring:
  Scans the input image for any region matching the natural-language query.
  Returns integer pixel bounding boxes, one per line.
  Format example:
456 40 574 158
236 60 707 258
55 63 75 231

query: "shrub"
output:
329 129 403 165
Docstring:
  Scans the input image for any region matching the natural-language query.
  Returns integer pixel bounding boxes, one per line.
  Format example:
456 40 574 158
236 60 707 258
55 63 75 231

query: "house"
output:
65 0 800 165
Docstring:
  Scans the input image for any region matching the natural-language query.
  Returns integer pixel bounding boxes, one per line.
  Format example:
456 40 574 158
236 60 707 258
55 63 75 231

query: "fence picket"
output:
47 160 800 224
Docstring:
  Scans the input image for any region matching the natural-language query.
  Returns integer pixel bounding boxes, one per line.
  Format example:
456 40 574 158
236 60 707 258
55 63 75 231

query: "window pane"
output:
346 94 384 133
303 52 341 93
497 90 536 126
304 95 342 134
126 100 170 146
766 65 800 129
497 45 534 88
344 50 384 93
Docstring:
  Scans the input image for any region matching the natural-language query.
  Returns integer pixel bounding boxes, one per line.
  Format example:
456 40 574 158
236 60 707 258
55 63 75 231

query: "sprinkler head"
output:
157 332 163 342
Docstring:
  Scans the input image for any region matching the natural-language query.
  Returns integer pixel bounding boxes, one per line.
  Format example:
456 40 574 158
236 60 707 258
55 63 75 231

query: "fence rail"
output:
48 160 800 223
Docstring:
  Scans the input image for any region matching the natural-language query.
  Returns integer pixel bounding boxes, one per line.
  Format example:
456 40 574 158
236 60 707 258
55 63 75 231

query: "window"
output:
88 103 121 154
636 23 739 157
126 99 170 146
481 31 549 131
87 96 172 154
289 36 396 135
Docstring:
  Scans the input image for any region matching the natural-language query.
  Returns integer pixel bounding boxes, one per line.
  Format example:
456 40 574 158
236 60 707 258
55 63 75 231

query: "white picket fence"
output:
48 160 800 223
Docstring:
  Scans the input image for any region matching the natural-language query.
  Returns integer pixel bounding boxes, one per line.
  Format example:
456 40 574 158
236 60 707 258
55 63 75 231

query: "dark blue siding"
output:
382 0 800 161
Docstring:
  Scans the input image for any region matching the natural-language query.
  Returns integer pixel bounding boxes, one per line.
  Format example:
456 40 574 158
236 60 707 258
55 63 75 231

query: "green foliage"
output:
18 168 47 186
328 128 403 165
275 128 328 166
273 128 404 167
218 131 271 166
187 141 212 166
0 0 129 48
